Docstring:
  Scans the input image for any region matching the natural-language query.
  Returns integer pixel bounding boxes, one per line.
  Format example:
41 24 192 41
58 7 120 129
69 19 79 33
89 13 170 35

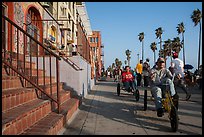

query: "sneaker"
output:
186 93 191 101
157 108 164 117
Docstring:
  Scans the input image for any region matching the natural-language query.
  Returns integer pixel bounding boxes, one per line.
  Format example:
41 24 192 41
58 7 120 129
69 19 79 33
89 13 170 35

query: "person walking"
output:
170 52 191 101
150 57 179 117
135 60 143 86
114 66 122 82
143 58 150 87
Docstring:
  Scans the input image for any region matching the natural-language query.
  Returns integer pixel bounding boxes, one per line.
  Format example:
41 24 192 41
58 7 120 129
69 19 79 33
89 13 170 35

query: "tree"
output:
124 60 127 66
118 61 122 68
155 27 164 52
191 8 202 70
162 39 172 65
177 22 186 65
125 49 131 66
111 63 115 72
150 42 157 64
172 37 182 54
115 58 119 67
138 32 145 62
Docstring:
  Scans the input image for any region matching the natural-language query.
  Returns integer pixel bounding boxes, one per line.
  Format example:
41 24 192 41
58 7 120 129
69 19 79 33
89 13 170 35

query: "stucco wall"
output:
60 56 94 97
29 55 95 98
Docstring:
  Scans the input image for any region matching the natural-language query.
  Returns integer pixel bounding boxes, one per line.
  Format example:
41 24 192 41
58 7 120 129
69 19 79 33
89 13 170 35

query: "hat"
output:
157 57 165 63
172 52 178 58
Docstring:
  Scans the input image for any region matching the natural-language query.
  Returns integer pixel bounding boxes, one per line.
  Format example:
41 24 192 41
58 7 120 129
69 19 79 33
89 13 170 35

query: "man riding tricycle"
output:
116 66 140 101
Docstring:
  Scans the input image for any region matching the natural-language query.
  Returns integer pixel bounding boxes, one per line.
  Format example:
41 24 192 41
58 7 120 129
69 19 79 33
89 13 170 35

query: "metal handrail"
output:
2 15 61 60
2 14 61 113
61 56 83 71
2 60 58 104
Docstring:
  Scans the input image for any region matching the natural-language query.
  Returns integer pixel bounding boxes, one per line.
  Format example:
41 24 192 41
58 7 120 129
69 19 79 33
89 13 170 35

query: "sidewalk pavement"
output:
60 78 202 135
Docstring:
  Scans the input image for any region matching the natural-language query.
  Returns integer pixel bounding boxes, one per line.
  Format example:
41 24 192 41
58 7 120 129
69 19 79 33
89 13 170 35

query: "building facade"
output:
89 31 104 79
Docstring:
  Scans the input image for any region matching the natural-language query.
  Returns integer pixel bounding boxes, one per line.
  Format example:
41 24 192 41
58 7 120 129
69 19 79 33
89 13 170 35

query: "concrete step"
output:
2 99 51 135
2 87 37 112
2 76 23 90
24 68 45 76
38 82 63 95
25 76 56 86
42 90 71 104
20 112 64 135
20 98 80 135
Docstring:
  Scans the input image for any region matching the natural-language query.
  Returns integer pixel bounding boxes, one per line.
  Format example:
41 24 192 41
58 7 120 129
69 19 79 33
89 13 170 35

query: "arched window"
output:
26 7 41 55
49 25 56 43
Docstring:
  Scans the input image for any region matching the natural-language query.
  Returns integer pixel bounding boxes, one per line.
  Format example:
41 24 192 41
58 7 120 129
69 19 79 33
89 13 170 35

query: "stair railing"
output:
2 15 62 114
60 55 83 71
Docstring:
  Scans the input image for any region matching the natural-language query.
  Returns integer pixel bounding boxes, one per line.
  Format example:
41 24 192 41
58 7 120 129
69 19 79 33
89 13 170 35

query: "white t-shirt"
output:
171 58 184 77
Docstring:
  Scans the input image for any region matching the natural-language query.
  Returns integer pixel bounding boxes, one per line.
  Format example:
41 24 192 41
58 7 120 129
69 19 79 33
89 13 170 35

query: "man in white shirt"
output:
170 52 191 101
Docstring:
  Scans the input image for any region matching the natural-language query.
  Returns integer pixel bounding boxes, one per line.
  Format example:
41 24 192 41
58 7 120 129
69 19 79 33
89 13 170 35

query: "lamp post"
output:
137 53 140 63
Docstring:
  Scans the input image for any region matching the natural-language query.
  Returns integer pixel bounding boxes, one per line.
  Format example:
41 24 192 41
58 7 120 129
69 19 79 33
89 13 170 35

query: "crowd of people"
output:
104 52 202 117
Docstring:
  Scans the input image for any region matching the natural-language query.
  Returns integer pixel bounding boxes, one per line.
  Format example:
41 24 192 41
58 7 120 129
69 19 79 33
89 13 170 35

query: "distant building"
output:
89 31 104 79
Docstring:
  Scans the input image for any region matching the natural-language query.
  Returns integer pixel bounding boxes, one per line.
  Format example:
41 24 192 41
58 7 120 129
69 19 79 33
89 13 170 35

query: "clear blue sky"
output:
86 2 202 71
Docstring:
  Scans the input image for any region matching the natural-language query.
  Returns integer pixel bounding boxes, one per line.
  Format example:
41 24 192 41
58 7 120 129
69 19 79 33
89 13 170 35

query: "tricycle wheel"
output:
170 105 179 132
117 83 120 96
144 90 147 111
134 89 140 101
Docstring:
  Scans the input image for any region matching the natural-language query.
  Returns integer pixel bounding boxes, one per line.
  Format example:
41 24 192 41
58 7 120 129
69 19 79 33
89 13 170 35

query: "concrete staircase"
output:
2 60 80 135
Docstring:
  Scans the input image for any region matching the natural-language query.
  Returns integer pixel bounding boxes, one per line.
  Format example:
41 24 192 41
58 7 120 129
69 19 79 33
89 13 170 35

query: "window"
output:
95 37 98 43
61 7 66 16
90 37 93 43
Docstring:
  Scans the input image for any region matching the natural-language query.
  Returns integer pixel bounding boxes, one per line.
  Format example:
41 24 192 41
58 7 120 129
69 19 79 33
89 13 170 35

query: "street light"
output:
137 53 140 62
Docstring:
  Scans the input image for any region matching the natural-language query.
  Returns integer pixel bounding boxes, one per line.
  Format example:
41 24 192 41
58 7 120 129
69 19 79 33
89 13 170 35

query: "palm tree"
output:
138 32 144 62
191 8 202 70
124 60 127 66
111 63 115 71
163 39 172 65
118 61 122 68
115 58 119 67
150 42 157 63
172 37 182 54
155 27 164 53
177 22 185 65
125 49 131 66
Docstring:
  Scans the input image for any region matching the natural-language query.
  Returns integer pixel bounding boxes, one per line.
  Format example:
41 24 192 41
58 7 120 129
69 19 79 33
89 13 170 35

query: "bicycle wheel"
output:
135 89 140 101
170 105 179 132
117 83 120 96
144 89 147 111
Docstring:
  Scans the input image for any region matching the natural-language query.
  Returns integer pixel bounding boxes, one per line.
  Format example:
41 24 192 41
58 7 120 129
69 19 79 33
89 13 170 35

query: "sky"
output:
85 2 202 71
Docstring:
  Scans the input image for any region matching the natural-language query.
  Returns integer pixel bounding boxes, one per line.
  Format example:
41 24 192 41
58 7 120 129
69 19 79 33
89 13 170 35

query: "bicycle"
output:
144 75 179 132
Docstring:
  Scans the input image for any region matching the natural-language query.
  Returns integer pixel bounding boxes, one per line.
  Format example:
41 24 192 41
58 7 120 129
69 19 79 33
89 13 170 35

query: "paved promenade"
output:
60 78 202 135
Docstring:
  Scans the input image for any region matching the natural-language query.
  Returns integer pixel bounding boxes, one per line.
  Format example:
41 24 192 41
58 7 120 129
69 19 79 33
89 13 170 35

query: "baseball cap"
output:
157 57 165 63
173 52 178 58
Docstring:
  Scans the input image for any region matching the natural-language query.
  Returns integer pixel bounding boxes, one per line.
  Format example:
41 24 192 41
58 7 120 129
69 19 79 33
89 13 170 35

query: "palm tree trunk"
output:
182 32 185 65
170 45 172 62
128 59 130 66
142 40 144 62
198 21 201 71
160 37 162 51
154 51 156 64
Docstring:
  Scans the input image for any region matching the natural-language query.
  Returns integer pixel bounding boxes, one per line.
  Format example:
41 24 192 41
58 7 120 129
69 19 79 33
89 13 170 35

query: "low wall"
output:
60 56 95 97
29 56 95 98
